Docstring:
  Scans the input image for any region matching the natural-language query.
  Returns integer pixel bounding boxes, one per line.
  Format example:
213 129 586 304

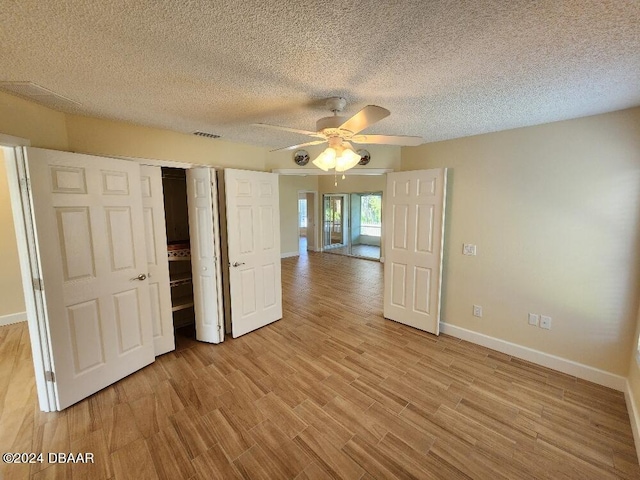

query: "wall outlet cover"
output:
540 315 552 330
473 305 483 317
528 313 539 326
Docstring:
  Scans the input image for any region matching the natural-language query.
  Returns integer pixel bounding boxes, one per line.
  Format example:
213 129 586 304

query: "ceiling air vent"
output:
0 81 81 109
193 131 221 139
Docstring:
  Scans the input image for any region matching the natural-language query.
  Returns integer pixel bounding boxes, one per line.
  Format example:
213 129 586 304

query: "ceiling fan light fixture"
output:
335 143 361 172
312 147 337 171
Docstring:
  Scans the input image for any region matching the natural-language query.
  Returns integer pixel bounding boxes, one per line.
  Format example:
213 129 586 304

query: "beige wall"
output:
66 114 266 169
318 174 385 195
0 92 70 318
0 91 69 150
402 107 640 376
279 175 319 255
277 174 386 256
266 144 401 172
0 150 25 317
0 93 268 318
629 308 640 411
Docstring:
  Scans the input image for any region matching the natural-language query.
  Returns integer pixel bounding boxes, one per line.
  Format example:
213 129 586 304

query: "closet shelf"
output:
170 273 192 288
167 243 190 262
171 295 194 312
168 248 191 261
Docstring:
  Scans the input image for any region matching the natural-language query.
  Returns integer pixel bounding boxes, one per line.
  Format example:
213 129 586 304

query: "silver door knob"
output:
232 262 245 267
132 273 147 281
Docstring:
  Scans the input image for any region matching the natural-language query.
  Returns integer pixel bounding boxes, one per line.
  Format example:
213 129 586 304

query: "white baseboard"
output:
0 311 27 327
281 251 299 259
439 322 626 391
624 381 640 462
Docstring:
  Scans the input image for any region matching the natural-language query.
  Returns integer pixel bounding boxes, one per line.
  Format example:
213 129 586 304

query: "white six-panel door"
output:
186 167 224 343
140 165 175 356
25 147 155 409
383 169 447 335
224 169 282 338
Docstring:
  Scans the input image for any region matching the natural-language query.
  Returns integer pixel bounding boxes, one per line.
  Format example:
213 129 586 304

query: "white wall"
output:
402 107 640 376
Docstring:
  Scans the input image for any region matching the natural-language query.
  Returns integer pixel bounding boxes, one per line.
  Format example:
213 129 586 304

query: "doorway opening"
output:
350 192 382 259
298 194 308 254
297 191 317 256
322 192 382 260
323 194 348 251
161 167 196 343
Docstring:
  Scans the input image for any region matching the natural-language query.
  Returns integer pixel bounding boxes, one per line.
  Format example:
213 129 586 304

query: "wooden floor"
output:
325 244 381 260
1 252 639 479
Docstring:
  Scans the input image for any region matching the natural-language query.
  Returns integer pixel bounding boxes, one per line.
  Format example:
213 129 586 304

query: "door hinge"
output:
45 370 55 382
33 277 44 291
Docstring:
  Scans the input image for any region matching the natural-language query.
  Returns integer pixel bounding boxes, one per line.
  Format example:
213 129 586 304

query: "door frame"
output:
3 141 57 412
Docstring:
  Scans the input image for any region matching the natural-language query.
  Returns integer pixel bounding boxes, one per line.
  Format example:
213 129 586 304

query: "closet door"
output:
23 147 155 410
224 169 282 338
186 167 224 343
140 165 175 356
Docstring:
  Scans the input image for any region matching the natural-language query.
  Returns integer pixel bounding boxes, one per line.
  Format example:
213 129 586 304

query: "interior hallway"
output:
0 253 638 479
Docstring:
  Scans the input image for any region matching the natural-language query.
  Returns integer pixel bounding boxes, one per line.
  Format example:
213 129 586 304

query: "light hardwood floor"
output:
0 252 638 479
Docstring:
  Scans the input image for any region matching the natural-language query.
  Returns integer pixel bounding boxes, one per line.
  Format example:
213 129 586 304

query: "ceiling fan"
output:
254 97 423 173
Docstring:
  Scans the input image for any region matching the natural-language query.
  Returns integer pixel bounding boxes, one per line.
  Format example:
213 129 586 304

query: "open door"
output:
186 167 224 343
16 147 155 410
383 169 447 335
140 165 175 356
224 169 282 338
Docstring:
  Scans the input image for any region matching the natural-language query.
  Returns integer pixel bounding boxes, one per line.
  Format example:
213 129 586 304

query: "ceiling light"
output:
312 139 361 175
312 147 337 171
335 142 361 172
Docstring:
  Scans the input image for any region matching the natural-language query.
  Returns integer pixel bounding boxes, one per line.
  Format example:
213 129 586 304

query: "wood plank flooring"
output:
0 251 638 479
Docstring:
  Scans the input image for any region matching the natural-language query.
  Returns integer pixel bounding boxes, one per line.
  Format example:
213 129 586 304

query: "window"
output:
360 194 381 237
298 198 307 228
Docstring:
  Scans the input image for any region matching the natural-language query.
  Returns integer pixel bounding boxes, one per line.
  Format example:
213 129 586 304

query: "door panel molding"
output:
140 165 175 356
224 169 282 338
383 169 447 335
187 167 224 344
21 147 155 410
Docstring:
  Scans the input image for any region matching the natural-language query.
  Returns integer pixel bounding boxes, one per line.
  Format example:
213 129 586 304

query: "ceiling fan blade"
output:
351 134 423 146
270 140 327 152
252 123 324 138
339 105 390 134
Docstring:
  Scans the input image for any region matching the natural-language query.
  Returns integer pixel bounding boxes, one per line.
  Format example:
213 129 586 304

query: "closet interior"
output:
162 167 195 331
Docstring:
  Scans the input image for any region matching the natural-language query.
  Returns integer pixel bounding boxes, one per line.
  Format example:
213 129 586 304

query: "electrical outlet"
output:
473 305 483 317
528 313 539 326
463 244 477 256
540 315 552 330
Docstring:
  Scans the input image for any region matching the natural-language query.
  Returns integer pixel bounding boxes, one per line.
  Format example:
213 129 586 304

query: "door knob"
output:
132 273 147 281
232 262 245 267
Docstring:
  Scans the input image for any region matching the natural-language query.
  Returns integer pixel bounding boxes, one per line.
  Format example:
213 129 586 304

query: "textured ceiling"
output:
1 1 639 148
